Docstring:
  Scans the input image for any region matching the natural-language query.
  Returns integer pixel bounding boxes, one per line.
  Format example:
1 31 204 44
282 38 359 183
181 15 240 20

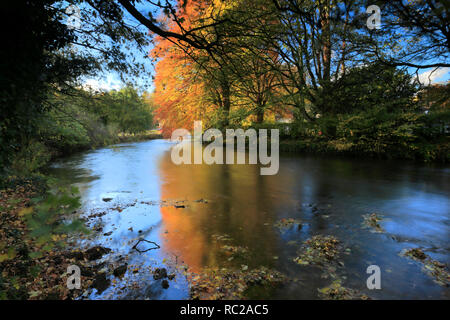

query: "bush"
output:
278 106 449 162
10 141 52 176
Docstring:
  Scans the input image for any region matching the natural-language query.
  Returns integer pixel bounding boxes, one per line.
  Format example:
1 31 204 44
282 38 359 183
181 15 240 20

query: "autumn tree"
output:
150 1 216 136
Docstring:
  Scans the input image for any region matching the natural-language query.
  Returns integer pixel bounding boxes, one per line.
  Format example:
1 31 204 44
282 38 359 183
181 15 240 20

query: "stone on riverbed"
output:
153 268 168 280
168 274 176 280
85 246 111 261
162 280 169 289
113 264 128 277
66 250 84 261
92 273 110 294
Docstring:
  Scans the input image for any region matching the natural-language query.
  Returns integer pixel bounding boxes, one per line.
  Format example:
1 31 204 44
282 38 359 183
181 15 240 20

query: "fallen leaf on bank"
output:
18 207 33 216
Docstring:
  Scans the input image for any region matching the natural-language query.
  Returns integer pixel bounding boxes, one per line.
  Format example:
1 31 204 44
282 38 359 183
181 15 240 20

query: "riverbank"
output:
210 133 449 163
49 130 163 163
6 131 163 178
250 106 450 163
0 175 134 300
0 133 164 299
279 137 450 163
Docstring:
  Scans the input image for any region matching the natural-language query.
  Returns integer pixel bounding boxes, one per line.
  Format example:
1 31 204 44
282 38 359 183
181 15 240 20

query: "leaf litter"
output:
318 279 370 300
274 218 303 231
401 248 449 287
362 213 384 233
293 235 349 280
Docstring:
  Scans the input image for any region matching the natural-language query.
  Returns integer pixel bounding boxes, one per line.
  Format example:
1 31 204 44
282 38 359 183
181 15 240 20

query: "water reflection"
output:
47 140 449 299
158 153 281 272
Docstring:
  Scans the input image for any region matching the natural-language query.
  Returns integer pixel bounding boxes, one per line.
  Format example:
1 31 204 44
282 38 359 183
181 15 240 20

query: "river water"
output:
47 139 450 299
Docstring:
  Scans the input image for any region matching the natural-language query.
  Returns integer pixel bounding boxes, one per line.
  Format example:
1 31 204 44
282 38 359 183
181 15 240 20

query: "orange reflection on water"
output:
159 205 208 272
156 149 293 273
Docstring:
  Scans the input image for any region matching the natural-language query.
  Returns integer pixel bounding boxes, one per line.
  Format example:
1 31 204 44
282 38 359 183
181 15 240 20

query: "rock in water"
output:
66 250 84 261
80 266 95 277
85 246 111 261
153 268 168 280
113 264 128 277
92 274 110 294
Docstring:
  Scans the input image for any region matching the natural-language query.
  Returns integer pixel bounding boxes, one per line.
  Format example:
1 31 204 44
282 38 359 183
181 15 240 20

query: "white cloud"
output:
416 67 450 85
83 74 122 92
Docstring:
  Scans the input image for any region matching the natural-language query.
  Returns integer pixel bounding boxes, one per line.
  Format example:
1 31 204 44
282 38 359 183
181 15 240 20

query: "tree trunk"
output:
320 0 331 81
221 78 231 127
256 108 264 123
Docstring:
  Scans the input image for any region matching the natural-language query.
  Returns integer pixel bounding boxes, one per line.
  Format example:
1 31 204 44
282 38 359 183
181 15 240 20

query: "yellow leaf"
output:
0 248 16 262
18 207 33 216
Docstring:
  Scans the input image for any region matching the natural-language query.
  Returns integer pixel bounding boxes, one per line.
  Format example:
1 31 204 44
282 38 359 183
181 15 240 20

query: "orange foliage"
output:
150 1 216 138
149 0 290 135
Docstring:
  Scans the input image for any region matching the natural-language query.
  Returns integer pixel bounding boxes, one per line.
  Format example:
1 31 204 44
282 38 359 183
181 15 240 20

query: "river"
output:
47 139 450 299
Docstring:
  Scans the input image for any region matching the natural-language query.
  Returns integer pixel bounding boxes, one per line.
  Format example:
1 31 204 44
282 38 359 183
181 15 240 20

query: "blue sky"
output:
78 1 158 93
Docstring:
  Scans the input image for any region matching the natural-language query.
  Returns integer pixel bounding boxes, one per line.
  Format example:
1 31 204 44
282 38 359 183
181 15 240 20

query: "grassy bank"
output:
279 137 450 163
7 130 162 178
116 131 162 144
247 105 450 163
48 129 163 158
